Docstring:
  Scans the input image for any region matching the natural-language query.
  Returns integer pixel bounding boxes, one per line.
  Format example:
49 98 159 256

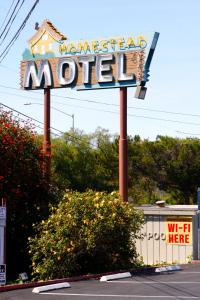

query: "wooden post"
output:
43 88 51 179
119 87 128 202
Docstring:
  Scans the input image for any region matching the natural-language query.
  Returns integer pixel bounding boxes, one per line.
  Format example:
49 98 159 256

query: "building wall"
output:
136 213 199 265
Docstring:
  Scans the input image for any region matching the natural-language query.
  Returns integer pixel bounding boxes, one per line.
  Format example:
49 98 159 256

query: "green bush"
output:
29 191 144 280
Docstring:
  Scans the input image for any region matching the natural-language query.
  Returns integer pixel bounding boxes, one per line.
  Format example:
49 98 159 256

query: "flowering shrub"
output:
29 190 144 280
0 110 45 198
0 109 50 279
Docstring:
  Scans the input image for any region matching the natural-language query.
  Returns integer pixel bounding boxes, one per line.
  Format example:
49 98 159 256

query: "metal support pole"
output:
43 88 51 179
198 188 200 210
1 198 6 267
119 87 128 202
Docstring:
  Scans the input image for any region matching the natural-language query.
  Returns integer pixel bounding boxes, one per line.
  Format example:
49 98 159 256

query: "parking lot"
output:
2 264 200 300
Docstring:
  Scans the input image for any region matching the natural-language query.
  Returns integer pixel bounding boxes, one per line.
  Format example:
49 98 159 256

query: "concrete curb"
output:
32 282 71 294
192 260 200 264
155 265 181 273
100 272 132 282
0 266 157 293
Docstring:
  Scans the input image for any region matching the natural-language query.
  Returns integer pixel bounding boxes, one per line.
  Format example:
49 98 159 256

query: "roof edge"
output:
28 19 66 45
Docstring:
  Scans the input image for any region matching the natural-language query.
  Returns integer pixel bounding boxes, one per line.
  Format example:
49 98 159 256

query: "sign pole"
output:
119 87 128 202
0 198 6 285
43 88 51 179
2 198 6 267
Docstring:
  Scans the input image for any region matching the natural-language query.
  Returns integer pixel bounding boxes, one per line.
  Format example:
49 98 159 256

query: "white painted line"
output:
100 272 131 282
32 282 71 294
41 292 199 298
180 271 200 274
108 280 200 284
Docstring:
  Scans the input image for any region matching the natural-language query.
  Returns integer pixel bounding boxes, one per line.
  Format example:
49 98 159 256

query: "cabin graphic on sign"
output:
22 19 66 60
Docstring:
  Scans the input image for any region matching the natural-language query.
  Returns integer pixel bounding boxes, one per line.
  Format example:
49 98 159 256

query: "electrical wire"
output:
0 102 63 134
3 110 61 137
127 113 200 126
0 0 21 39
0 102 101 149
2 90 200 127
0 102 113 159
24 102 74 118
0 83 200 121
0 0 39 63
0 64 17 73
0 0 26 47
22 100 200 128
0 0 16 32
176 131 200 136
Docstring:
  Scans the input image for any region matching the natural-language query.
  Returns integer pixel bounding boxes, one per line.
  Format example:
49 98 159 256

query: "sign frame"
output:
20 20 159 91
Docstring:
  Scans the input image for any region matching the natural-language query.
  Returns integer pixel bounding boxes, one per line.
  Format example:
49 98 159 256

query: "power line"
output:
47 94 200 119
1 83 200 121
0 84 111 104
0 102 89 144
21 99 200 128
49 101 200 127
4 97 200 141
0 102 110 154
0 0 26 47
2 90 200 128
0 102 63 134
24 102 75 129
6 110 61 137
0 0 21 39
0 0 15 32
0 64 17 73
13 113 60 137
176 130 200 136
127 113 200 127
24 102 73 116
0 0 39 63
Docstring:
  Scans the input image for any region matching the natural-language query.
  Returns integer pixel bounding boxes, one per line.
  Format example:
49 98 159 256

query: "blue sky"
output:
0 0 200 140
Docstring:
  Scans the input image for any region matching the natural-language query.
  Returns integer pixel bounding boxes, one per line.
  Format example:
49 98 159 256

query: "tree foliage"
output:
0 110 51 278
51 128 118 192
52 131 200 205
149 136 200 204
29 190 144 280
128 135 200 204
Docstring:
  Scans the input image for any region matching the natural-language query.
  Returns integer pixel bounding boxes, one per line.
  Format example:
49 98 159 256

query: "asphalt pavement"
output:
2 264 200 300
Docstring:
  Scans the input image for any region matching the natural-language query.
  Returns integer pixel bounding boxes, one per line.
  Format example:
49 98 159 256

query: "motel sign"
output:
20 19 159 201
20 20 159 91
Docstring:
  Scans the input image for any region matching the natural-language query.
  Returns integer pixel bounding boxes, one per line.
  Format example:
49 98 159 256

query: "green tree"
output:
128 135 160 203
51 128 118 192
90 127 118 191
128 135 200 204
52 130 99 191
52 128 200 205
152 136 200 204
